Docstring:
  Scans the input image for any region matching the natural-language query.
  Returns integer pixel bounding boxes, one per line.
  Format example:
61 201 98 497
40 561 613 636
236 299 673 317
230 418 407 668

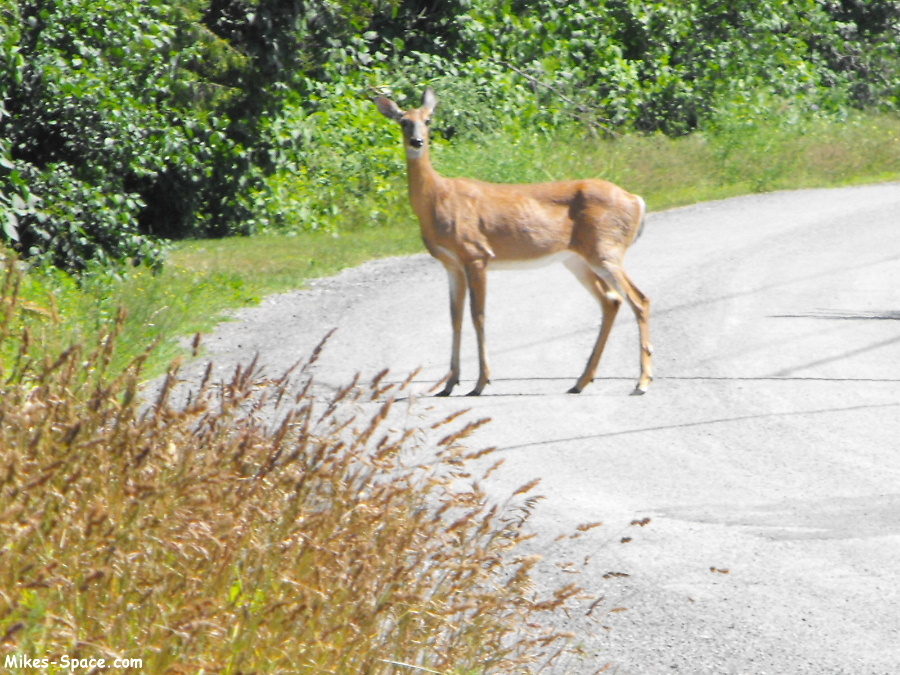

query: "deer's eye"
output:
425 118 432 126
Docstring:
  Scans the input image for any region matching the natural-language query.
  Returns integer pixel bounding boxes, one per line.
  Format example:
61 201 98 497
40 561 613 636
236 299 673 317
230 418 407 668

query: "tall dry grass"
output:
0 260 586 674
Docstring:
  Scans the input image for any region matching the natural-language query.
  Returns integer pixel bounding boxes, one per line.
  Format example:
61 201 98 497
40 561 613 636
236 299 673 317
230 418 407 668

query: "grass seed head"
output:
0 261 589 674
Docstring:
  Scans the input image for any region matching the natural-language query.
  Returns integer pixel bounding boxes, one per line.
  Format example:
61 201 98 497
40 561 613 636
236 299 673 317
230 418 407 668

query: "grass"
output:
0 264 588 673
433 111 899 209
171 222 422 298
1 259 256 376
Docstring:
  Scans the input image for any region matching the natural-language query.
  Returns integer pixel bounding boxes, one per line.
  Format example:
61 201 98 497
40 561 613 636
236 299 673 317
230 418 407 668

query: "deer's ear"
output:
375 96 404 120
422 87 438 115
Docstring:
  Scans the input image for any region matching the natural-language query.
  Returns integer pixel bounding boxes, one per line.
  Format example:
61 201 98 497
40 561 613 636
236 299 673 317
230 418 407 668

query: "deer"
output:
375 87 652 397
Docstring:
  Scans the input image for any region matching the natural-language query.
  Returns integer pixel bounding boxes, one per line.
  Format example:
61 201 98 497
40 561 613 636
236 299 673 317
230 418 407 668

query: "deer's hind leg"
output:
564 256 622 393
589 259 653 395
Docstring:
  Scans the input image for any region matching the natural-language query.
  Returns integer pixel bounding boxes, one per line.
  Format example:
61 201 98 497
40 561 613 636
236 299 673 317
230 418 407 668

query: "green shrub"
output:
261 0 898 237
2 0 898 266
0 0 307 270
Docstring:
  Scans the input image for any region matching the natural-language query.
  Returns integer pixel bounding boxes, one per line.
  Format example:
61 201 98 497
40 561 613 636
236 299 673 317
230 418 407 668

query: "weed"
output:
0 261 585 674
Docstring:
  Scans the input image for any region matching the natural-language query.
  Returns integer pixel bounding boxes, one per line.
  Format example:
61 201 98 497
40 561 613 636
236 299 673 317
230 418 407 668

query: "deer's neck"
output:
405 149 442 230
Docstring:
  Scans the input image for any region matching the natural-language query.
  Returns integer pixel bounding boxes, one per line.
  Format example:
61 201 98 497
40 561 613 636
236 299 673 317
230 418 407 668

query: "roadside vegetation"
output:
5 111 897 376
1 1 899 672
2 1 898 371
1 263 589 673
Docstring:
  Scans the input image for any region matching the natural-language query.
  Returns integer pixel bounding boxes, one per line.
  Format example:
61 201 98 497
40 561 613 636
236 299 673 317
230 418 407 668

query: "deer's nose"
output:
410 137 424 148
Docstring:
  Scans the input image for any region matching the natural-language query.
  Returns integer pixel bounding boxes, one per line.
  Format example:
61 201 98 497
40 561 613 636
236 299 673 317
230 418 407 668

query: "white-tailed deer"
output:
375 87 652 396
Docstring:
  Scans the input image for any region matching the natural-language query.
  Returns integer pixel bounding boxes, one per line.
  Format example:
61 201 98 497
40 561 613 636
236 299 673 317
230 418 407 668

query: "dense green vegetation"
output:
1 0 898 271
2 111 895 378
1 3 899 671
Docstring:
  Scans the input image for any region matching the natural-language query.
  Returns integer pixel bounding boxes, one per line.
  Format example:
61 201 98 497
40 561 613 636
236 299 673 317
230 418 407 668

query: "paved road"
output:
197 183 900 674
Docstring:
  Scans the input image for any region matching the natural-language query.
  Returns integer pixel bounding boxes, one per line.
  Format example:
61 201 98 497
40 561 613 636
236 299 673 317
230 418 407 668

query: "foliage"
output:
297 0 900 134
2 112 895 380
0 0 305 270
1 0 898 268
263 0 899 232
0 260 587 674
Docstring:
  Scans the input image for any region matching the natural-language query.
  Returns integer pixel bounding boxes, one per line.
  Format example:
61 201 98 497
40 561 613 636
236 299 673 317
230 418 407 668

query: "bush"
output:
2 0 898 267
0 0 306 270
261 0 898 236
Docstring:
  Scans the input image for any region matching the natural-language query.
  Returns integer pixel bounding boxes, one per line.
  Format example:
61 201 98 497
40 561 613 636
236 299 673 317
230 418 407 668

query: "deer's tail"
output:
635 195 647 242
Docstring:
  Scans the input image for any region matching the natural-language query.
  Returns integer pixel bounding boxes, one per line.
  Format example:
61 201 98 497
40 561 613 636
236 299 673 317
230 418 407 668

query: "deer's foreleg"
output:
620 269 653 395
465 260 490 396
437 263 467 396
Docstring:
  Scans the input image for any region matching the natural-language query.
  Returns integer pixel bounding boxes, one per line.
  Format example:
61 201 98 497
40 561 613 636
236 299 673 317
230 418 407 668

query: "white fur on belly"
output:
489 250 579 271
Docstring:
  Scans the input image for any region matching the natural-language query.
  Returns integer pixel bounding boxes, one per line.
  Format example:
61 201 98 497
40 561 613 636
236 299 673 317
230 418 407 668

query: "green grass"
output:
433 111 899 209
2 261 255 374
171 222 423 297
4 112 897 378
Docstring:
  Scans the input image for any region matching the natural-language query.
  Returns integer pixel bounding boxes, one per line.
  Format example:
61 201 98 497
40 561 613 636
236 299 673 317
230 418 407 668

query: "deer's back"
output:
435 176 641 261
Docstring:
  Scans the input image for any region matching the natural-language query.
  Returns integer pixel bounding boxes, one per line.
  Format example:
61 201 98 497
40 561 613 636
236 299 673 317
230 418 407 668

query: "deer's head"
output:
375 87 438 160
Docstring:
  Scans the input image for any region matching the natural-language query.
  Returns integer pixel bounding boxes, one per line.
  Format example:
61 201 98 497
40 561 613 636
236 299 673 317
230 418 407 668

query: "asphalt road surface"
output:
193 183 900 674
